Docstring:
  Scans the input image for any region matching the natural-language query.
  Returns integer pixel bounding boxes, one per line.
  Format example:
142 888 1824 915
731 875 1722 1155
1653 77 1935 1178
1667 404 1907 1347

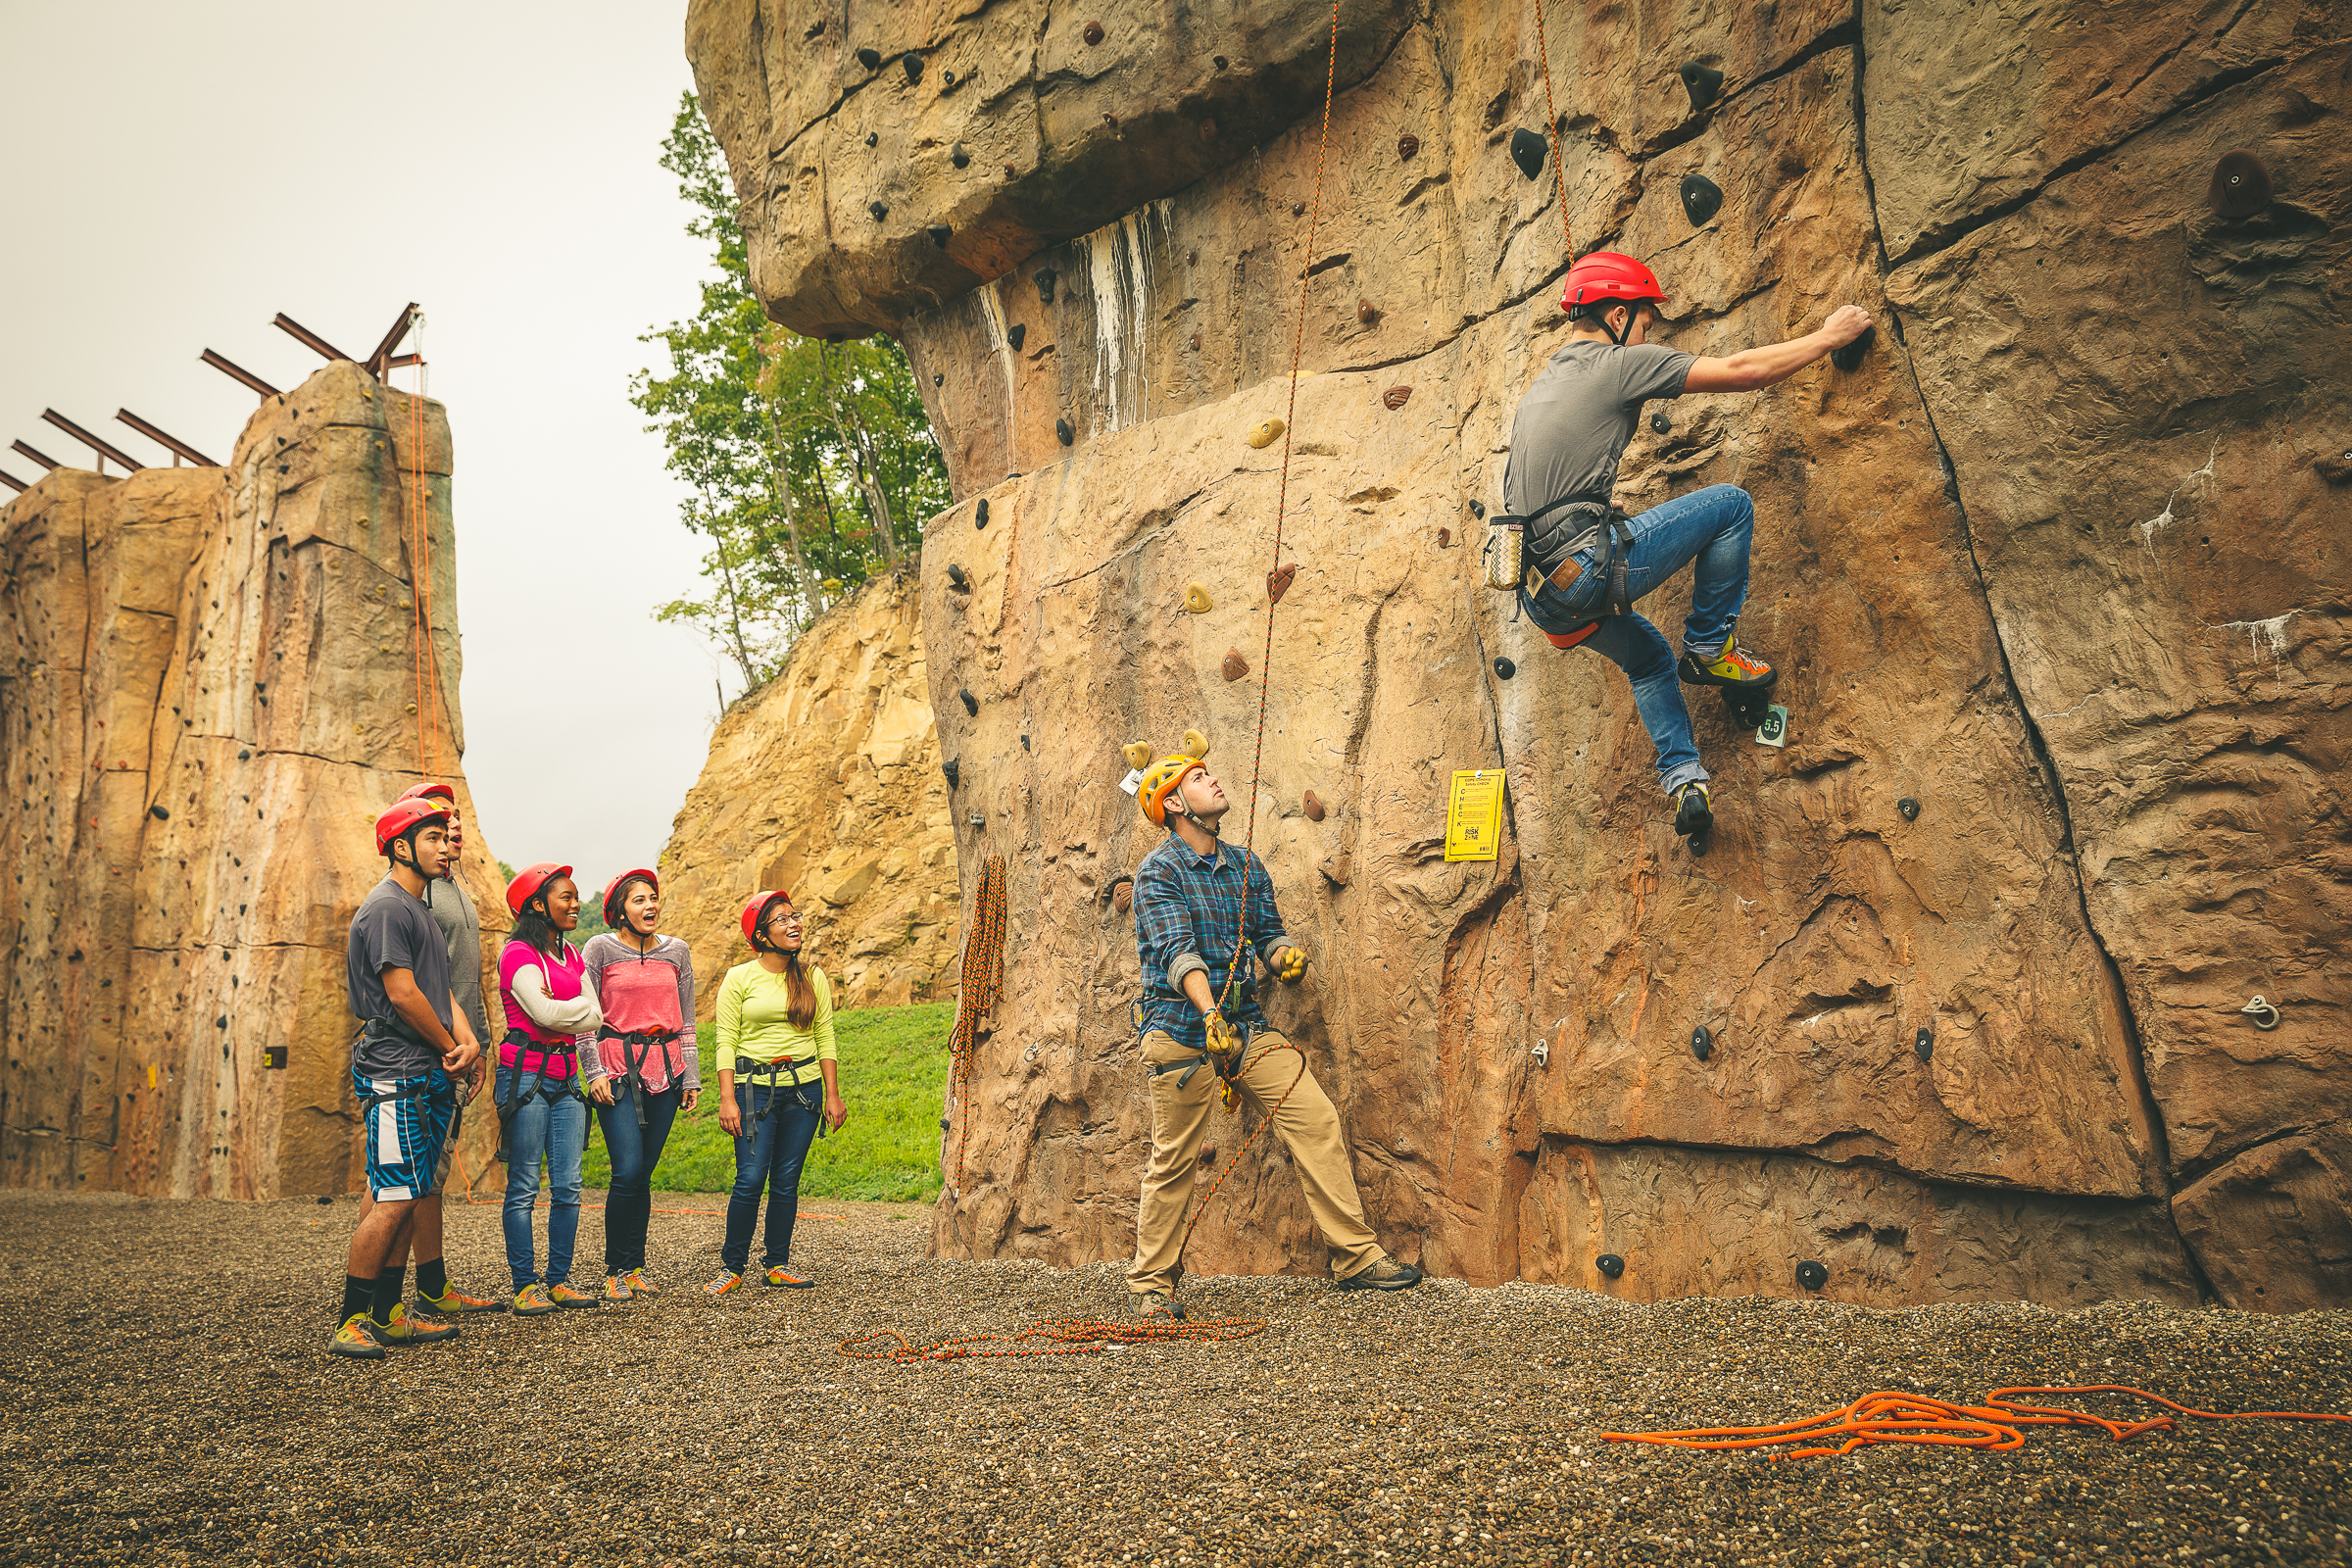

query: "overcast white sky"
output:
0 0 734 893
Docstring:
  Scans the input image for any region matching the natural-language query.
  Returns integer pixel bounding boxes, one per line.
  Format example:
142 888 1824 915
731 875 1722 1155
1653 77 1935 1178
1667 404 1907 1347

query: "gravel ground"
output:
3 1190 2349 1567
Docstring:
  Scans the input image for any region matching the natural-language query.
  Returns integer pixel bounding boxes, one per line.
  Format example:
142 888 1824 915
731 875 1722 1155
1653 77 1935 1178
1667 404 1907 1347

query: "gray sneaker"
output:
1133 1290 1189 1322
1335 1254 1424 1292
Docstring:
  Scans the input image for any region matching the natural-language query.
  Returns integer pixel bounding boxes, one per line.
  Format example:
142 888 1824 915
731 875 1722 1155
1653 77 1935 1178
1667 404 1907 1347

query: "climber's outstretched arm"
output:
1682 305 1873 394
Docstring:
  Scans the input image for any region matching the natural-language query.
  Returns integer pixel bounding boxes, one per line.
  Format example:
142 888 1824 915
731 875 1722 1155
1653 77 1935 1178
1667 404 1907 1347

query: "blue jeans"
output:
595 1083 681 1275
1519 483 1755 797
498 1064 586 1290
722 1080 822 1275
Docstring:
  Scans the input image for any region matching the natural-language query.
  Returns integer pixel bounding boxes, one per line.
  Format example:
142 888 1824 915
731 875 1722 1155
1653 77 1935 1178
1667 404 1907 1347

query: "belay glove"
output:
1272 946 1308 983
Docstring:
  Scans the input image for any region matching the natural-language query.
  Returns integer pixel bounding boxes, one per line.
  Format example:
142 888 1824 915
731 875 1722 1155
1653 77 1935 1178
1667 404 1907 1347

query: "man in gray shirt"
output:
1505 250 1870 850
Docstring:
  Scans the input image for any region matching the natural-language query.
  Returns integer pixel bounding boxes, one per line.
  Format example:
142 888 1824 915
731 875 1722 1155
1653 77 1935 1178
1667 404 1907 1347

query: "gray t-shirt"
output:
1503 342 1696 518
347 876 454 1080
426 872 492 1047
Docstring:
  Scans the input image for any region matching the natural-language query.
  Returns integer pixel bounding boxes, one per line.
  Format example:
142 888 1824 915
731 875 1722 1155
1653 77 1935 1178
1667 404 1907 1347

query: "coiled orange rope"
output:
945 854 1007 1192
1602 1384 2352 1460
840 1314 1265 1363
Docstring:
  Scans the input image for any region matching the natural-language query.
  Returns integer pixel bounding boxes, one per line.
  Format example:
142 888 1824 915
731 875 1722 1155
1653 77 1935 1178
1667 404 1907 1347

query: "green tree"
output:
632 93 952 687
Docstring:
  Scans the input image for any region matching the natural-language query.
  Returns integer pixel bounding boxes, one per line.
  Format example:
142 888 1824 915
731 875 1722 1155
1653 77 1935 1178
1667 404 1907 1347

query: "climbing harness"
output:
1482 490 1638 650
944 855 1007 1193
839 1314 1266 1364
596 1025 677 1128
1601 1384 2352 1460
493 1030 593 1162
730 1056 827 1141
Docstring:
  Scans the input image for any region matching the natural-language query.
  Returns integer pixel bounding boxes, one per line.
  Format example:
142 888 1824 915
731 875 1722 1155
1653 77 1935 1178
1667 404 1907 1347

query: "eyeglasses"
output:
766 908 804 928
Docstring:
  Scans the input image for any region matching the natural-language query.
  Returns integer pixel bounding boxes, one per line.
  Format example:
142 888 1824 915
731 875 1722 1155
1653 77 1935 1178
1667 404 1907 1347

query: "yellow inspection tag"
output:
1445 769 1506 862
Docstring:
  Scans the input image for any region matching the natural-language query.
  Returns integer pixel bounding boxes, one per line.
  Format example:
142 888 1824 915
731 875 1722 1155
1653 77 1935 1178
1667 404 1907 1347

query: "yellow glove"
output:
1204 1011 1242 1061
1271 945 1308 983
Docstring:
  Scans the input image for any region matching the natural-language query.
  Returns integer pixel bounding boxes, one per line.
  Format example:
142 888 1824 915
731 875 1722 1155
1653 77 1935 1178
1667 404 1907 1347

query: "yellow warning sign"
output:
1445 769 1506 862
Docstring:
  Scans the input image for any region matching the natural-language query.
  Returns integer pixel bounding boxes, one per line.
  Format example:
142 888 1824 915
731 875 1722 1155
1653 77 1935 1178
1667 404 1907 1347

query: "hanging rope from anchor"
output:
1531 0 1576 260
944 853 1006 1193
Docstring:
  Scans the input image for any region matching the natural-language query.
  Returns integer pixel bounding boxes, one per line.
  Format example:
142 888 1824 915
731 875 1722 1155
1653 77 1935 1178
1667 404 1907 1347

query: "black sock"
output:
370 1264 408 1327
341 1275 374 1324
416 1258 447 1302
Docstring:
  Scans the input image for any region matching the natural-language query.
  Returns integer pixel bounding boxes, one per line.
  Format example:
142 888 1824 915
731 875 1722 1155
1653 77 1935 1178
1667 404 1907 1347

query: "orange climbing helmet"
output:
1563 252 1666 344
374 798 450 857
507 862 572 916
1138 756 1208 829
603 867 660 928
740 890 792 949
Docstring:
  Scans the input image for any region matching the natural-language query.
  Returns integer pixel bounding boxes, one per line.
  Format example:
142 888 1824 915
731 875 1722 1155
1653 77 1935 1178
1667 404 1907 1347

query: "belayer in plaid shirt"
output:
1124 751 1424 1322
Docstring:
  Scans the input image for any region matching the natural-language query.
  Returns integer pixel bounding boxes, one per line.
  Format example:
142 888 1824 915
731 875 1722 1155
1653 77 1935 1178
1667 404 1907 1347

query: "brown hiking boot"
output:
1334 1254 1424 1293
1134 1290 1188 1323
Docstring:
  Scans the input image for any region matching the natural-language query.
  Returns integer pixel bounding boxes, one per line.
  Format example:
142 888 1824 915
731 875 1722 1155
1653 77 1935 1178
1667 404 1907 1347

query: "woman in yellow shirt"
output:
705 891 848 1295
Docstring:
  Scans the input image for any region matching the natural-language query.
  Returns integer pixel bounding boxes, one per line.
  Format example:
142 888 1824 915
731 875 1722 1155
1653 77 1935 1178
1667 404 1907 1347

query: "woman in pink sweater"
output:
496 863 604 1315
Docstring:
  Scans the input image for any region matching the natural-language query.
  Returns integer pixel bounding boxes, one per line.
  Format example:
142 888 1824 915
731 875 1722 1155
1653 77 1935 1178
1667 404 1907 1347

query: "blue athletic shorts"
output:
355 1065 456 1200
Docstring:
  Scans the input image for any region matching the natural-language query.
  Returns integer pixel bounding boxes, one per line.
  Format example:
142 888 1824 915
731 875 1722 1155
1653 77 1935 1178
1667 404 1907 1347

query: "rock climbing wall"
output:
658 576 959 1013
0 362 510 1200
687 0 2350 1308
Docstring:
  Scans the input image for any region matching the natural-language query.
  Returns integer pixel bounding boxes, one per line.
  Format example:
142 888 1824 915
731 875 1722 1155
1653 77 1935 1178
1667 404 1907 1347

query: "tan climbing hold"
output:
1113 881 1134 914
1185 583 1212 614
1122 740 1152 769
1246 417 1286 450
1181 728 1209 759
1303 791 1326 822
1221 649 1249 681
1267 563 1297 605
1383 386 1412 411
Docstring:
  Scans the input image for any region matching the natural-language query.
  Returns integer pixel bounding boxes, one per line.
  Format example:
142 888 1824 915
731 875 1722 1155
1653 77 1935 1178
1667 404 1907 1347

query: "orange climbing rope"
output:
1530 0 1576 258
840 1314 1265 1364
945 854 1007 1192
403 337 444 785
1601 1384 2352 1460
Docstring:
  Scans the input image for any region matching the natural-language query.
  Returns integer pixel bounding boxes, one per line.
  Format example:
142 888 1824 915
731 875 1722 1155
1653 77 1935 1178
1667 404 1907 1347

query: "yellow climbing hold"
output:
1181 728 1209 760
1121 740 1152 769
1185 583 1212 614
1247 417 1286 450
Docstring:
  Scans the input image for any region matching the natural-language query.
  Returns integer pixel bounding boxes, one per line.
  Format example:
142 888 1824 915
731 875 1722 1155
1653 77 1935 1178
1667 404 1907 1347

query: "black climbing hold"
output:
216 1015 228 1029
148 804 170 820
1021 734 1031 751
1679 62 1723 112
1680 173 1723 227
939 1116 952 1132
1914 1026 1934 1061
959 687 979 717
1056 417 1074 446
1650 413 1671 435
856 47 881 71
947 564 969 590
928 224 952 248
1596 1253 1625 1280
951 143 970 169
237 749 251 760
902 51 922 83
1006 322 1026 352
933 373 944 386
1509 127 1547 181
1493 657 1516 679
1036 268 1057 305
943 70 956 87
1469 500 1485 518
2209 149 2272 219
1831 322 1876 372
1896 796 1921 821
1795 1260 1829 1292
865 132 878 147
1690 1026 1712 1062
869 200 889 221
974 499 989 529
942 759 960 788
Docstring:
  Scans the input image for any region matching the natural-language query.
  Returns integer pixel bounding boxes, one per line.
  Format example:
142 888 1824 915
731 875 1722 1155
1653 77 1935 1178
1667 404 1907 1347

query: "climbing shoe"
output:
513 1283 558 1316
602 1274 634 1302
1673 782 1714 842
375 1302 459 1346
1134 1291 1188 1323
328 1312 386 1360
620 1268 660 1297
763 1265 815 1290
704 1270 744 1298
1334 1254 1425 1293
1677 626 1777 688
417 1283 505 1316
549 1281 603 1309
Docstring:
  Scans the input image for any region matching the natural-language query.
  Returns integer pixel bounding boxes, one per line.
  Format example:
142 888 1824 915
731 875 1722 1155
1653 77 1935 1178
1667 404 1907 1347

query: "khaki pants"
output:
1128 1027 1384 1296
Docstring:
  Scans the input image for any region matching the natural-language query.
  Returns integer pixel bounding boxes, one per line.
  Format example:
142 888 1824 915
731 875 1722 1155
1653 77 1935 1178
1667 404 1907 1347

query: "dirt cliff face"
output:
658 577 958 1012
690 1 2350 1308
1 363 508 1199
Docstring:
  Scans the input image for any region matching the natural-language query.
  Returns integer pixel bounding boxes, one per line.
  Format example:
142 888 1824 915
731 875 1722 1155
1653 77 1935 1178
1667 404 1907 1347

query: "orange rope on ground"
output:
839 1315 1266 1364
1602 1385 2352 1460
945 855 1007 1192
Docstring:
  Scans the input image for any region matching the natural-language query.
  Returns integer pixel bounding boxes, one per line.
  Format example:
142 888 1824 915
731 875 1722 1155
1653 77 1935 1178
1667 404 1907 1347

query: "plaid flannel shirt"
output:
1132 833 1290 1051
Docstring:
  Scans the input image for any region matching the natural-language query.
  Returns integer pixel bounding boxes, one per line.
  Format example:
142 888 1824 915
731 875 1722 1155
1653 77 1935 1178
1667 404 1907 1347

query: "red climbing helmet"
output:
603 867 660 928
374 798 451 856
507 862 573 916
740 890 791 948
396 780 457 807
1561 251 1667 313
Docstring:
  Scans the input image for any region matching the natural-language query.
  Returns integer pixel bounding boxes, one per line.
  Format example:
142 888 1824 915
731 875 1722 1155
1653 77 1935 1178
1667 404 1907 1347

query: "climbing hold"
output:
928 224 952 248
1397 133 1419 161
1650 413 1671 435
1199 1143 1216 1167
1247 416 1286 449
1189 331 1201 352
1680 173 1723 227
1082 20 1104 45
1036 268 1057 305
1914 1027 1934 1061
1691 1026 1712 1062
942 758 960 788
1181 728 1209 759
1056 417 1074 446
1184 583 1213 614
2209 149 2272 219
1596 1254 1625 1280
1267 563 1297 604
237 749 251 760
1469 500 1485 518
1679 62 1724 111
943 70 956 87
946 563 970 590
1357 298 1379 325
1303 791 1326 822
1021 734 1031 751
856 47 881 71
1122 741 1152 769
1291 202 1306 218
1212 55 1227 71
1436 527 1451 548
1831 323 1876 372
1795 1260 1829 1292
869 200 890 221
958 688 979 717
1493 656 1515 679
2241 995 2281 1031
149 804 170 820
1896 796 1921 822
1383 385 1412 411
902 51 922 82
1509 127 1547 181
933 373 944 386
1222 648 1250 681
969 811 986 829
951 143 970 169
865 132 878 147
974 498 989 529
1113 881 1134 914
1005 323 1026 353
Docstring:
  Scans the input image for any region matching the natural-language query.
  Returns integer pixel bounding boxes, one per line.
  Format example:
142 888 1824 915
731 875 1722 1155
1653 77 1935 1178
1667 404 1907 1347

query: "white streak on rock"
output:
2220 611 2297 666
2137 434 2221 550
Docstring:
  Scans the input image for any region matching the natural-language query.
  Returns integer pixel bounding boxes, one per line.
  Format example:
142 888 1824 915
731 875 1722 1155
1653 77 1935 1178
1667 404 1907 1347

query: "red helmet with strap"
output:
396 780 456 807
374 798 450 856
1561 251 1666 312
507 862 573 916
740 890 791 948
603 867 660 928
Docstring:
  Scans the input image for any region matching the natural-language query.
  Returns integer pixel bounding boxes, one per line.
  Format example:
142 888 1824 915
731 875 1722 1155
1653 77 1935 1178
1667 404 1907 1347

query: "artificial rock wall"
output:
0 362 509 1200
689 0 2351 1309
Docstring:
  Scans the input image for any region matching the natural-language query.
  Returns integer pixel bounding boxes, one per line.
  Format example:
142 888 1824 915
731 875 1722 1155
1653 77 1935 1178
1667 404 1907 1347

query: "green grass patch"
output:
580 1001 953 1201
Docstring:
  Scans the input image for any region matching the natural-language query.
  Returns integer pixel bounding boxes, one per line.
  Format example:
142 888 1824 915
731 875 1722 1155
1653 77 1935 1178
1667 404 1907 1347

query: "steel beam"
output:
41 411 144 472
271 313 355 364
11 440 61 470
116 410 220 468
0 468 27 494
365 302 420 373
201 349 280 399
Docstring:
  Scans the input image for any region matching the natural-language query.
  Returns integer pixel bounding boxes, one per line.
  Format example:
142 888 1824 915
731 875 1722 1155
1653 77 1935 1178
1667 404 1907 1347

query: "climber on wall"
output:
1505 251 1872 846
1124 751 1422 1322
329 799 484 1359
